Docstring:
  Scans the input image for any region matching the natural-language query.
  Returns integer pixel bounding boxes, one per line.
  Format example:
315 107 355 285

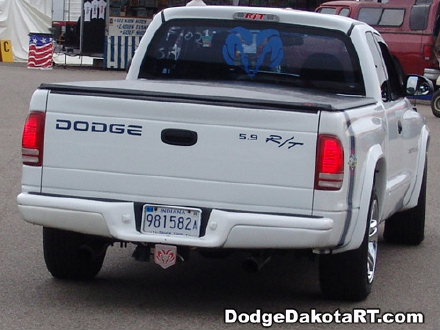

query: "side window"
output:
359 8 383 25
377 41 405 100
339 8 350 17
366 31 405 102
359 8 405 26
379 9 405 27
318 8 337 15
365 32 388 100
410 4 431 30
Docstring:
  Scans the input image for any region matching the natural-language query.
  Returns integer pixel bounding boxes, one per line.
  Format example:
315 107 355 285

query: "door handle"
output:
161 128 198 146
397 121 403 134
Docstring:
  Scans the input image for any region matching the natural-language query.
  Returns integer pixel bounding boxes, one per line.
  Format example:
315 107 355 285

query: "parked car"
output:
430 81 440 116
316 0 440 82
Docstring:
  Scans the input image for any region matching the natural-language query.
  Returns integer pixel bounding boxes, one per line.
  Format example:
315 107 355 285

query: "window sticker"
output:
223 27 284 77
201 29 214 47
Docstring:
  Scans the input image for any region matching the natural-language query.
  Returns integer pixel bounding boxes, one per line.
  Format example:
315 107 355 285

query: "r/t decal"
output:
239 133 304 150
266 135 304 149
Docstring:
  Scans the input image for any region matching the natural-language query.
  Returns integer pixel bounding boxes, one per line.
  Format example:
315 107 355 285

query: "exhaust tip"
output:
242 258 260 273
242 255 272 273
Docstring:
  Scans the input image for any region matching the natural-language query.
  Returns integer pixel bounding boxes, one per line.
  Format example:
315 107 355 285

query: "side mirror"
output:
406 75 433 96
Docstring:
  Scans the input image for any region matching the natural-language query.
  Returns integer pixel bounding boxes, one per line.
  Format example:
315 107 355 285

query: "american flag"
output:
28 34 54 69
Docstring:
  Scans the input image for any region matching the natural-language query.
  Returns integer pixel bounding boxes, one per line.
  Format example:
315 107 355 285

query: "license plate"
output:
141 205 201 237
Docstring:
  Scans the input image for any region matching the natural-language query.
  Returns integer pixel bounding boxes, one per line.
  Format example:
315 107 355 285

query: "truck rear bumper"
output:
17 193 346 249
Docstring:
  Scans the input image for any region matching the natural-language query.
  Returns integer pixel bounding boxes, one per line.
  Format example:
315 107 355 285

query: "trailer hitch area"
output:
132 244 188 269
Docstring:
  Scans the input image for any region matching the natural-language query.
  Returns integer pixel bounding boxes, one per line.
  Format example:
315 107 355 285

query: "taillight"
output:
424 44 433 61
315 134 344 190
22 111 45 166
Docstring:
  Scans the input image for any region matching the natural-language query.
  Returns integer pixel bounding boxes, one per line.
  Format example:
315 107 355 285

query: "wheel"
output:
319 191 379 301
384 161 427 245
43 227 109 280
430 89 440 117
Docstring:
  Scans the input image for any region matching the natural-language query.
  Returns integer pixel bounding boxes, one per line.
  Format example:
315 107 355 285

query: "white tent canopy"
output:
0 0 52 61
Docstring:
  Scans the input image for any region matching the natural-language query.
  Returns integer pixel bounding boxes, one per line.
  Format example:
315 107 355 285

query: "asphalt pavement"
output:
0 62 439 330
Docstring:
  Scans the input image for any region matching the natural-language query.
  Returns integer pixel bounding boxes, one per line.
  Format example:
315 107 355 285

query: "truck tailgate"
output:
41 81 323 215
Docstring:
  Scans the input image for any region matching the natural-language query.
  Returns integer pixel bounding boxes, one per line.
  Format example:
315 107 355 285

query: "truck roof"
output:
161 6 365 35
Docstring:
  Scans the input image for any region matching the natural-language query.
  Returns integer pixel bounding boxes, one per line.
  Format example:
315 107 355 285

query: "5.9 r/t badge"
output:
239 133 304 149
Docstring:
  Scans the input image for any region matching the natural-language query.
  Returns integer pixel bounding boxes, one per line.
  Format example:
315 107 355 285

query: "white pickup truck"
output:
18 6 432 301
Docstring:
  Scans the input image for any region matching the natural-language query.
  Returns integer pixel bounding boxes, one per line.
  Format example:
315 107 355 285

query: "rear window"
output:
358 8 405 26
139 19 365 95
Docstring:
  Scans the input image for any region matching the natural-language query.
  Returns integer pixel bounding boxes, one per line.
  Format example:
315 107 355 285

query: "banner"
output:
27 33 54 69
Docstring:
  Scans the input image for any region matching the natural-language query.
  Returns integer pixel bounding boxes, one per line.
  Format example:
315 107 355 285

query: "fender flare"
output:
333 144 384 253
404 125 429 209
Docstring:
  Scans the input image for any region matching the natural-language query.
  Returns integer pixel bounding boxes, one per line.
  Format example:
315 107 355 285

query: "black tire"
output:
319 191 379 301
383 161 427 245
43 227 108 280
430 89 440 118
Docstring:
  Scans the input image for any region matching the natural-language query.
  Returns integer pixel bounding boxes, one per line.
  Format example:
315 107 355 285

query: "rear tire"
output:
430 89 440 118
43 227 108 280
319 191 379 301
383 161 427 245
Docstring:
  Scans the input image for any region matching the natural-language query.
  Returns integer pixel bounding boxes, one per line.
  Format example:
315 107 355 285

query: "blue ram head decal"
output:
223 27 284 77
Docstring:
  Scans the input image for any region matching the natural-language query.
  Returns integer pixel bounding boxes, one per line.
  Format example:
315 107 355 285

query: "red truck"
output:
316 0 440 82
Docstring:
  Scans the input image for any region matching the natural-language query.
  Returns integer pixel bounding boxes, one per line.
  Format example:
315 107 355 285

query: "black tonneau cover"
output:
40 79 376 112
